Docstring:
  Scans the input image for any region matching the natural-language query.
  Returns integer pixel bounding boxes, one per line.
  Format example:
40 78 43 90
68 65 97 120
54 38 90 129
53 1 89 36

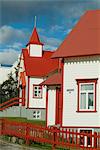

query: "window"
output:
80 130 92 147
76 79 97 112
33 110 41 119
80 83 94 110
33 85 42 98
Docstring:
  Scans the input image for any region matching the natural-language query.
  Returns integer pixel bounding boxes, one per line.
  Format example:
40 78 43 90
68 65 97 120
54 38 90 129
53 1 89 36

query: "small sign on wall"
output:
67 89 74 93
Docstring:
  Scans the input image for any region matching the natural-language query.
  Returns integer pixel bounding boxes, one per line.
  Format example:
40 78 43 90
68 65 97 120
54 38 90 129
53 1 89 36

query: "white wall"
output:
63 57 100 127
47 87 56 126
30 44 42 57
29 77 46 108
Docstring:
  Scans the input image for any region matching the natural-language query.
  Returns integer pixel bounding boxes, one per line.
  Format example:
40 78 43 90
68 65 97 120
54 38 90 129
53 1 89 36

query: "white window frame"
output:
33 85 42 98
79 82 95 111
33 110 41 119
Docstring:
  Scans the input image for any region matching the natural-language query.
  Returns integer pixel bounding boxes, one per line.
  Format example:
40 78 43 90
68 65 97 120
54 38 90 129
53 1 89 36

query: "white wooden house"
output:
43 9 100 137
18 26 58 120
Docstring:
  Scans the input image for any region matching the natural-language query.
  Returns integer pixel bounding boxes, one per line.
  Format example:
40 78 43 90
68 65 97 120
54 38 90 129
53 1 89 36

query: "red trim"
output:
26 108 45 109
95 81 97 112
94 132 97 148
76 78 98 112
55 88 59 125
22 87 26 106
27 76 30 108
46 89 48 127
76 110 97 113
55 88 62 125
61 59 64 126
76 78 98 84
52 54 100 59
29 44 30 56
77 80 80 112
28 42 43 46
33 85 43 99
61 126 100 128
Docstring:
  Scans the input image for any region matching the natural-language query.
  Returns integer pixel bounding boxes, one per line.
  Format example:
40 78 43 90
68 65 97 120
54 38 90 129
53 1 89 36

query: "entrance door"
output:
55 87 62 125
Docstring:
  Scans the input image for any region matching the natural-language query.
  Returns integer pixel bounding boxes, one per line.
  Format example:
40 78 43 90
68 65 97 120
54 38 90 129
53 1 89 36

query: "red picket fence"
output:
0 118 100 149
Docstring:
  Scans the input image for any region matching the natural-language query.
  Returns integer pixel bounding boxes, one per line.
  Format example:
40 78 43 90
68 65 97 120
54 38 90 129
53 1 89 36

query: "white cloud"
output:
0 49 20 65
63 28 72 35
50 25 64 32
44 44 57 51
7 42 23 50
0 25 27 65
0 25 29 45
38 28 46 34
41 35 61 50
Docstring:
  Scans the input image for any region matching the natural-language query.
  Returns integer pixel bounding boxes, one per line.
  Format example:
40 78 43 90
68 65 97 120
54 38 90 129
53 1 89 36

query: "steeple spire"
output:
27 16 43 46
26 17 43 57
34 16 37 28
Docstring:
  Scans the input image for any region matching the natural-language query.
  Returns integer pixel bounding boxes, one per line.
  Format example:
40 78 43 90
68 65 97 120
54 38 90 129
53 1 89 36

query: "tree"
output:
0 72 18 104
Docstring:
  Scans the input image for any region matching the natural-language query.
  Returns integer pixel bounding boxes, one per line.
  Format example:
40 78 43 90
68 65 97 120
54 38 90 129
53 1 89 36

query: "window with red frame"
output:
33 85 42 98
76 79 97 112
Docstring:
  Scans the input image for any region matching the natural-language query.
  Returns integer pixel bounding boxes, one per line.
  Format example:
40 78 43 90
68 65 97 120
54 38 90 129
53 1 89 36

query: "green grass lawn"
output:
3 117 46 126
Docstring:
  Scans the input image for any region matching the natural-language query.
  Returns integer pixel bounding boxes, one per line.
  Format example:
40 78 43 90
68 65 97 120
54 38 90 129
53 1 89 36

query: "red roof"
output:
40 72 62 85
27 27 43 45
22 49 58 77
52 10 100 58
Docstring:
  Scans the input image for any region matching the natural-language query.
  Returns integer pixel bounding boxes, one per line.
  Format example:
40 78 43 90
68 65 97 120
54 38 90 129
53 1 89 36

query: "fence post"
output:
0 119 3 135
1 118 5 135
98 132 100 149
94 132 97 148
25 123 30 145
52 126 57 150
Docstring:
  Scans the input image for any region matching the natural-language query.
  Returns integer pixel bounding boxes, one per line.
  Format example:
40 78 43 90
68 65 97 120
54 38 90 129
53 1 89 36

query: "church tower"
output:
27 17 43 57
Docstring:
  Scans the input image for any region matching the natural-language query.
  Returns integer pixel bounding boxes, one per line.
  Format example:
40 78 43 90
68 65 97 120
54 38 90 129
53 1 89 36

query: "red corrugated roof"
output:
22 49 58 77
52 10 100 58
27 27 43 45
40 72 62 85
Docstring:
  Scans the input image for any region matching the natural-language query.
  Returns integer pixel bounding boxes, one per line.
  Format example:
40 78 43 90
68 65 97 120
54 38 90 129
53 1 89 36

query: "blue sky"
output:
0 0 100 64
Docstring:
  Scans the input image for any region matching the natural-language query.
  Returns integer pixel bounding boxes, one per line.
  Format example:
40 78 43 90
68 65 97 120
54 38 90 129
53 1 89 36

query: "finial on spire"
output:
34 16 37 27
